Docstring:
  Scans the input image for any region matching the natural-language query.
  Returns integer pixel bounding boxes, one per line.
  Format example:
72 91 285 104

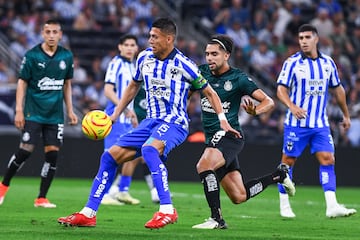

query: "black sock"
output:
38 151 57 198
199 170 223 221
2 149 31 186
244 173 276 200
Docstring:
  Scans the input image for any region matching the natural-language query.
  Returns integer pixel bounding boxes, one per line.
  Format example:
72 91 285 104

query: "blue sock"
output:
319 165 336 192
86 151 118 211
142 146 171 204
119 175 132 192
278 165 293 194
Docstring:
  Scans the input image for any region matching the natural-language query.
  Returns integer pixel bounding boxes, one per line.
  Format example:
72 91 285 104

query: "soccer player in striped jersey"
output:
58 17 240 229
191 35 295 230
277 24 357 218
100 34 157 206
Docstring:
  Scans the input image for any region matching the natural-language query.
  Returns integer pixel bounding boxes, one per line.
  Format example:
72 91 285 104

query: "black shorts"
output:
21 120 64 147
207 131 245 181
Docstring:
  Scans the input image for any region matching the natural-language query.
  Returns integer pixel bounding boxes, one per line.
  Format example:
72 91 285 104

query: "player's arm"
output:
63 79 78 125
110 80 141 122
277 84 307 119
202 84 241 138
331 85 351 130
104 83 119 105
14 78 27 129
242 89 274 116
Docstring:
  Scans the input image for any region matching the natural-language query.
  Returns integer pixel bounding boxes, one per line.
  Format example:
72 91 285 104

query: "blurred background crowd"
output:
0 0 359 147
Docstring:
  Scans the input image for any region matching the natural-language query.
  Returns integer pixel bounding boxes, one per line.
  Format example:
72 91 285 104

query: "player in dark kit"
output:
0 19 78 208
192 35 295 229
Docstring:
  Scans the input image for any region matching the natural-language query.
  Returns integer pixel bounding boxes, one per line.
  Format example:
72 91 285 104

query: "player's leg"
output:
192 131 242 229
143 121 187 229
101 120 132 205
278 126 307 218
35 123 64 208
222 165 293 205
312 128 356 218
116 157 141 204
0 121 39 205
58 145 137 227
142 161 159 203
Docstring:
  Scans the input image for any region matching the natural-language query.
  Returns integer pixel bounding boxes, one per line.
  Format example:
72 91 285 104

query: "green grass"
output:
0 177 358 240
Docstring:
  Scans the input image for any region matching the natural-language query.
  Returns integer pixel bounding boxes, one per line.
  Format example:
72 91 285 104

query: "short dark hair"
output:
43 19 61 30
119 34 138 45
298 24 318 35
208 34 233 53
152 17 177 36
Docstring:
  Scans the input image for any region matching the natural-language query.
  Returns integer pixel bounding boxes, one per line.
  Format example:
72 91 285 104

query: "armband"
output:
218 112 226 121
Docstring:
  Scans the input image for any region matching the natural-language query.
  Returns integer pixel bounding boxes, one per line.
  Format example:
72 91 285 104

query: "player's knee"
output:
9 149 31 168
229 194 247 204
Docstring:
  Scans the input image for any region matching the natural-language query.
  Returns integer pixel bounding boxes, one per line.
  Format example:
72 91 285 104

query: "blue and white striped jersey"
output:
104 55 135 124
133 47 208 130
277 51 341 128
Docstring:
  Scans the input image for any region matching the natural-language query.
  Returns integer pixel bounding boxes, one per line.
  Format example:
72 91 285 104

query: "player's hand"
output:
241 98 256 116
219 120 242 138
341 117 351 130
14 111 25 130
68 111 78 125
289 104 307 120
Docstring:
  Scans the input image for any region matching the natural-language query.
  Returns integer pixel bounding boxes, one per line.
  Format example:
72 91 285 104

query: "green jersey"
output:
199 64 258 143
19 44 74 124
134 84 147 122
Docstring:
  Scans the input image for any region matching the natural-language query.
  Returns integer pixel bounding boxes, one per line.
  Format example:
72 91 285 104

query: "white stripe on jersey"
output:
277 52 341 128
104 55 135 124
134 48 202 130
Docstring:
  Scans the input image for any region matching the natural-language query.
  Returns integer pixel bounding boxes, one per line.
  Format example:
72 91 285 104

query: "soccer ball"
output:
81 110 112 140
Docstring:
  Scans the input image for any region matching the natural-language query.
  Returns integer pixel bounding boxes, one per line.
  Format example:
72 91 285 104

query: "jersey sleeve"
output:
133 49 149 82
104 57 120 84
277 57 295 88
18 54 32 82
66 51 74 80
328 58 341 88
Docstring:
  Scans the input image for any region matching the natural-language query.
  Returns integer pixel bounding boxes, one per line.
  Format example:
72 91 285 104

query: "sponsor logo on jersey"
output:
38 77 64 90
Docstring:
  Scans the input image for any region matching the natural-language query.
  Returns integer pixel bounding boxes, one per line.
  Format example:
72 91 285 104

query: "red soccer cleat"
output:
0 183 9 205
57 212 96 227
144 208 178 229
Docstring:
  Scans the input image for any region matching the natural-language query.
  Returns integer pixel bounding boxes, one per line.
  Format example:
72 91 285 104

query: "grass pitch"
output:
0 177 358 240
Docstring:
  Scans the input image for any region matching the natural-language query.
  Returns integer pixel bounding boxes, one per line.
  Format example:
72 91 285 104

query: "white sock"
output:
279 193 291 209
324 191 338 209
144 174 154 190
159 204 174 214
80 207 97 218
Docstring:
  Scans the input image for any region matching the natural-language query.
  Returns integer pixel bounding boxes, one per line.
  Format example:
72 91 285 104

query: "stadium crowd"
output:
0 0 360 146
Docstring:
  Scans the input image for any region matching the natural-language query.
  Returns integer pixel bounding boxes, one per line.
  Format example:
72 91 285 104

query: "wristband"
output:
218 112 226 121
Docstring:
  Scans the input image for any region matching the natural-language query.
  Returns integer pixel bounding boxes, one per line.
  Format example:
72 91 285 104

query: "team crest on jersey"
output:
286 141 294 151
224 80 232 91
59 60 66 70
170 68 179 78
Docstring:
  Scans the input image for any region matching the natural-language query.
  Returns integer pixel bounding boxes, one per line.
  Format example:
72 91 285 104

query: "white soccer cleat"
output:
101 194 124 206
116 191 140 205
280 206 296 218
326 204 357 218
192 218 227 229
278 164 296 197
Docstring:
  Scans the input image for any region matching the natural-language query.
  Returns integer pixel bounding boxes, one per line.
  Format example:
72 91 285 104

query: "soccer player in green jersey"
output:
192 35 295 229
0 19 78 208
